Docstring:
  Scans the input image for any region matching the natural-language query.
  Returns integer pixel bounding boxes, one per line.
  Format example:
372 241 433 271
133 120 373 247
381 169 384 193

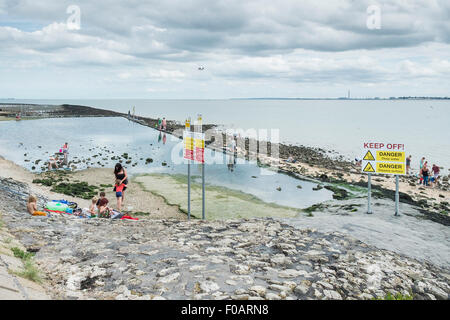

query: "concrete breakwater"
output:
0 177 448 300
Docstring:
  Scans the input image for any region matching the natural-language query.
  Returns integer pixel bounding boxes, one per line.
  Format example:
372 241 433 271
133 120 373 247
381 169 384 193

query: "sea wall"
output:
0 177 448 300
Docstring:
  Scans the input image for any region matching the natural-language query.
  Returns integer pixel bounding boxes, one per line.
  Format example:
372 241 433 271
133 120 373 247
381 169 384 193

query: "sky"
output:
0 0 449 99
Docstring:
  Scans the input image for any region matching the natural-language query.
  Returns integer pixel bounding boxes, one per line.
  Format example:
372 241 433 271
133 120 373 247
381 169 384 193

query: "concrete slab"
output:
0 254 23 271
0 273 19 292
0 287 24 300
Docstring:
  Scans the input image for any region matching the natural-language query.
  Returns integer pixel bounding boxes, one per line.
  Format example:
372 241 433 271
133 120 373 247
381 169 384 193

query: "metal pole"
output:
188 160 191 220
202 162 205 220
367 173 372 214
395 175 399 216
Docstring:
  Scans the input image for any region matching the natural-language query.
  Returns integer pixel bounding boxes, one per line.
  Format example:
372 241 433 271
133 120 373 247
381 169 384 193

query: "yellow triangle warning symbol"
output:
363 150 375 161
363 162 375 173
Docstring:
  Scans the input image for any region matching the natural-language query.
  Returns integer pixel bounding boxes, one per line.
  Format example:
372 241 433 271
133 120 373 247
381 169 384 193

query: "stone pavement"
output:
0 221 50 300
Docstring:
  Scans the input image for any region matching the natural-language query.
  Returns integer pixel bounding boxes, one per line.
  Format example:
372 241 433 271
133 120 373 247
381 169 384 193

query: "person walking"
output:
406 155 412 175
162 117 167 131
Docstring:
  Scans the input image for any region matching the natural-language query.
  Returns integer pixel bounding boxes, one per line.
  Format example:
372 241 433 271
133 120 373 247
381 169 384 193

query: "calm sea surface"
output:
1 99 450 170
0 117 333 209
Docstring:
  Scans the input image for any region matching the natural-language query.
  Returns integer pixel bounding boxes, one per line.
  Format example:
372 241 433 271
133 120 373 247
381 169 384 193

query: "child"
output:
84 196 99 218
27 195 46 216
114 179 125 212
98 197 111 218
96 192 106 208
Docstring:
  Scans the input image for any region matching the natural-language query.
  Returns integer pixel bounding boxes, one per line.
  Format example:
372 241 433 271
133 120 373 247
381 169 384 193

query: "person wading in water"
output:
114 163 129 203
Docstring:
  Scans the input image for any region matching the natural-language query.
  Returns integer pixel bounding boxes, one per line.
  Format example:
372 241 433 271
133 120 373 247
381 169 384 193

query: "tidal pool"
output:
0 117 333 209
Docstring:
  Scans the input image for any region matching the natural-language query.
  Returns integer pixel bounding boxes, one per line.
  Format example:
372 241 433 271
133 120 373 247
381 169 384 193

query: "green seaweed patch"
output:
323 185 349 200
32 178 54 187
51 182 98 200
302 203 327 214
131 211 151 216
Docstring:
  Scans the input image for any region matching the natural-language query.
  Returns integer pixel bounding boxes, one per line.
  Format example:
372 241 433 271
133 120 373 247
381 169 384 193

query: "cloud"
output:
0 0 449 98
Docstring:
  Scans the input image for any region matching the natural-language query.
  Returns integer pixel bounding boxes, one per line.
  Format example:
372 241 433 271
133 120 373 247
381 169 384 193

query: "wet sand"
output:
0 157 185 220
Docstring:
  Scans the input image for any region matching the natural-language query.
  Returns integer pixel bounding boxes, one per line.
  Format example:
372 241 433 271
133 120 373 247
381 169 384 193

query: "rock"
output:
323 290 342 300
157 272 180 284
249 286 266 297
265 292 282 300
199 280 220 293
278 269 308 278
427 284 448 300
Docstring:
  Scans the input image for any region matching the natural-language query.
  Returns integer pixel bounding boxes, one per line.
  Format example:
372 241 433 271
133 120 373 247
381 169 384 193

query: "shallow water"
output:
0 117 333 209
3 98 450 170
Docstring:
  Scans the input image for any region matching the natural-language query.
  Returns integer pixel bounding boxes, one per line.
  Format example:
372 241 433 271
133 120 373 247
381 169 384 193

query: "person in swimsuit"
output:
162 117 167 131
27 195 46 216
114 163 128 203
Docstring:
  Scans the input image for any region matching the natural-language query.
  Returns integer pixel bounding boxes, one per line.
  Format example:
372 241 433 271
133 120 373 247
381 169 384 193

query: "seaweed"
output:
51 182 98 199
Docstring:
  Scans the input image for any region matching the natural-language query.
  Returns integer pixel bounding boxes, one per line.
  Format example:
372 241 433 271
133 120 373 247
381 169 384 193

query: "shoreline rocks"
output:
0 177 448 300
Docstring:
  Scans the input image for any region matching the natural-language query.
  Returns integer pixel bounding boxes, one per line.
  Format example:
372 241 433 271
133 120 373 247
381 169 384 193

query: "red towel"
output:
120 215 139 221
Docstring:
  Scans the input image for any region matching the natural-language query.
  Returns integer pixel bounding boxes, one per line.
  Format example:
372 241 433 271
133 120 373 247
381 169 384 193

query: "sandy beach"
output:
0 156 185 220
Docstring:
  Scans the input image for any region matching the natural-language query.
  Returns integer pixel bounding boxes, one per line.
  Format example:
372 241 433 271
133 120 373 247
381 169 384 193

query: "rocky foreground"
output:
0 177 449 300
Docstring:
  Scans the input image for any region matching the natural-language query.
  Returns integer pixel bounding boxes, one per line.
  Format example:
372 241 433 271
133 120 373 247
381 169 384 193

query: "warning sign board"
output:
362 142 406 175
376 162 405 175
376 151 405 163
194 132 205 164
363 150 375 161
363 162 375 173
183 131 194 161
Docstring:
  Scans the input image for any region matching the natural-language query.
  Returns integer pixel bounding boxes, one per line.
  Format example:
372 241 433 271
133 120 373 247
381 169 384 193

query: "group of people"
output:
157 117 167 131
27 163 129 217
416 156 441 187
84 163 128 217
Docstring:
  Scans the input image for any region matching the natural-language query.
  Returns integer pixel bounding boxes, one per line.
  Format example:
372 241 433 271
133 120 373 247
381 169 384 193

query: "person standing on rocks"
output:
421 162 430 186
431 164 440 187
419 157 425 183
406 155 412 175
62 142 69 165
162 117 167 131
114 163 128 203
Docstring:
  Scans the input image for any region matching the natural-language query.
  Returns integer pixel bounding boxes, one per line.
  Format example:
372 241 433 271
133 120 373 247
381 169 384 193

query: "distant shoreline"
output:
2 97 450 101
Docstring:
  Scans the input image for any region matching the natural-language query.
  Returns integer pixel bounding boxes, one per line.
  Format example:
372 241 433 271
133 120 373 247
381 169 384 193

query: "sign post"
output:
367 173 372 214
183 118 193 220
194 114 205 220
395 175 400 216
362 142 406 216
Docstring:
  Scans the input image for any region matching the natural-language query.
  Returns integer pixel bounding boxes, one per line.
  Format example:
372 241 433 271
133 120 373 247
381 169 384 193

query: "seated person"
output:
83 196 99 217
98 197 111 218
48 156 62 170
27 195 46 216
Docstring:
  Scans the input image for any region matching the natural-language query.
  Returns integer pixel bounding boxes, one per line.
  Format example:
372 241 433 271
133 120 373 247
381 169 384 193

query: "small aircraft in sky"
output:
198 66 205 71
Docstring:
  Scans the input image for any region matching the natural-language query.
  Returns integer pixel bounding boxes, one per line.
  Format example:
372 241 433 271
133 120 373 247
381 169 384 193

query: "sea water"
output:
2 98 449 171
0 117 333 209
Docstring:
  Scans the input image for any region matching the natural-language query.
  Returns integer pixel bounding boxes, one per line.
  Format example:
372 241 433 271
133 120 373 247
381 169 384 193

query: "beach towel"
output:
120 215 139 221
32 211 47 216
